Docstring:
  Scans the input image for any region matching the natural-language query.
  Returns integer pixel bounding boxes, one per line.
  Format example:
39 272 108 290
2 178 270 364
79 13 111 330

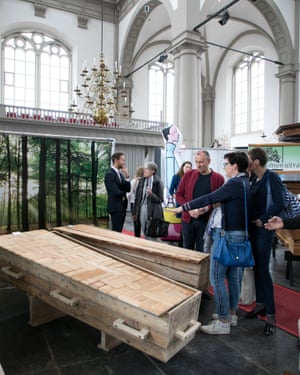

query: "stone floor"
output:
0 215 299 375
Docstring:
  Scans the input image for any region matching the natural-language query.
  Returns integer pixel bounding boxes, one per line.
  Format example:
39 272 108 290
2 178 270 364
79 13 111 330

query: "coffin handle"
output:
1 266 23 280
113 318 149 340
175 320 201 341
50 290 79 307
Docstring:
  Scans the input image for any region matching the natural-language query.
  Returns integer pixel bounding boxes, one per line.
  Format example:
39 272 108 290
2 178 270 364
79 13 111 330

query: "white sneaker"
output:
229 314 238 327
211 313 238 327
200 319 230 335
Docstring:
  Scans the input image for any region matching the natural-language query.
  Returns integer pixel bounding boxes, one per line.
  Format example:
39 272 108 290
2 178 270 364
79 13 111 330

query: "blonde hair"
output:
135 166 144 178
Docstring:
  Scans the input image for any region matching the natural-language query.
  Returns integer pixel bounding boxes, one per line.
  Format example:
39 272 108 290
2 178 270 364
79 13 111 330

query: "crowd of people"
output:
104 147 297 338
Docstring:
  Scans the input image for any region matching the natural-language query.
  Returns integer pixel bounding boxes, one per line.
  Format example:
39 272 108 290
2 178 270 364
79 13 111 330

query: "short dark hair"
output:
162 125 172 141
224 151 249 173
248 147 268 167
111 152 124 163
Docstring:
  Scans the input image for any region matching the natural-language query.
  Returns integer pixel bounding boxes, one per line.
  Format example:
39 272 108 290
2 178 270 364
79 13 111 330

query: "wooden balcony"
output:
0 104 166 147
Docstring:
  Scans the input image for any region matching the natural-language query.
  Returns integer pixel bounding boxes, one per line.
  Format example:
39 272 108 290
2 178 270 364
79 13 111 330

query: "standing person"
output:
128 166 144 237
176 150 224 251
132 162 164 241
175 152 251 334
169 161 192 201
246 147 286 336
169 161 192 247
104 152 130 232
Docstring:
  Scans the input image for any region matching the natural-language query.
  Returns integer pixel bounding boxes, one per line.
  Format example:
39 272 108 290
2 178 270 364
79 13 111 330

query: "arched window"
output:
148 61 174 124
233 53 264 134
2 31 71 111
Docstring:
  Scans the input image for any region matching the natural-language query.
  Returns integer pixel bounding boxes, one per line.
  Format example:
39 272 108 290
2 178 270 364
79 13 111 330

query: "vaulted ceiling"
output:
21 0 143 23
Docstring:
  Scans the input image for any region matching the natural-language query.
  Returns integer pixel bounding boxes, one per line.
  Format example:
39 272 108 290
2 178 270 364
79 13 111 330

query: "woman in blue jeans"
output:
175 152 251 335
247 147 286 336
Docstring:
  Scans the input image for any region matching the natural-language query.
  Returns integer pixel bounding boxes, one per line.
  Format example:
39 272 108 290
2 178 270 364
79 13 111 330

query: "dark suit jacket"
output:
104 168 131 213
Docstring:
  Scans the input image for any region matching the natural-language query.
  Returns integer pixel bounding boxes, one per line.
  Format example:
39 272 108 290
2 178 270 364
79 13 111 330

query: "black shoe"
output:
264 322 276 336
244 307 266 319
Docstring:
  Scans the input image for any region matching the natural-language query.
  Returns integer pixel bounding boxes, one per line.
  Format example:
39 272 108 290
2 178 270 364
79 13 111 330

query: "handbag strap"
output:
241 179 248 234
266 178 273 210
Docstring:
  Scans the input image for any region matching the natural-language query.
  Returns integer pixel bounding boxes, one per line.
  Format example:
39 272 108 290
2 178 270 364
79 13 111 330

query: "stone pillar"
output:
172 32 207 148
276 64 297 125
202 85 215 147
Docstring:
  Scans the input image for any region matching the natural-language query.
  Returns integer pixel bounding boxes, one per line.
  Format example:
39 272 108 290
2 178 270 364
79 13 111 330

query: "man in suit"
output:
104 152 131 232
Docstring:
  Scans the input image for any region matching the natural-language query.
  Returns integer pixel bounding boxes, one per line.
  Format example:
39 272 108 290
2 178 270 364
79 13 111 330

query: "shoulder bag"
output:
213 179 255 267
144 218 169 237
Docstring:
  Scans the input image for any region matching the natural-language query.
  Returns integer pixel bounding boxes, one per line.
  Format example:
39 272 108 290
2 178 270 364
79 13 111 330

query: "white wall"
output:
0 0 116 96
214 33 280 148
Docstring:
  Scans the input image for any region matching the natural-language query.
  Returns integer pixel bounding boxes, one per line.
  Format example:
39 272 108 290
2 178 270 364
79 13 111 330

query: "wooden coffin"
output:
0 230 201 362
53 224 210 290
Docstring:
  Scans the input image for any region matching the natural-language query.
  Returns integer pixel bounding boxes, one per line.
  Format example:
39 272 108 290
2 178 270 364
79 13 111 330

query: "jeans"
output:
182 218 208 251
250 226 275 315
210 228 244 319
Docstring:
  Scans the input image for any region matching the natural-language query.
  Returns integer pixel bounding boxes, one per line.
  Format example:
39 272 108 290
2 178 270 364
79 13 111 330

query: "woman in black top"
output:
176 152 250 335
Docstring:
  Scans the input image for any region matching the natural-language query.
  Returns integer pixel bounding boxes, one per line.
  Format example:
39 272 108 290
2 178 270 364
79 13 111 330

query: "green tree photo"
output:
0 133 112 233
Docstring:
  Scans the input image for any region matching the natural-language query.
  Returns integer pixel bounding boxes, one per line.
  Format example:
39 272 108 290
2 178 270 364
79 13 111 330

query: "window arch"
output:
148 60 174 124
233 52 264 134
2 31 71 111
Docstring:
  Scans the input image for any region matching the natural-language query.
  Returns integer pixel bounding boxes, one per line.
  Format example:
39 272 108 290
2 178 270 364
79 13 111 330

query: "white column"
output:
276 65 297 125
202 85 215 147
172 32 207 148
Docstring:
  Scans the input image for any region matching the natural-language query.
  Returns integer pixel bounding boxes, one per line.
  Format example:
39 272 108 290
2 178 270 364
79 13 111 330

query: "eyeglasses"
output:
222 162 230 168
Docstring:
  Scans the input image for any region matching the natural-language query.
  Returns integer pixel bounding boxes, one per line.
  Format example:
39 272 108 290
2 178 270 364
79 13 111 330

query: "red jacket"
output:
176 169 224 223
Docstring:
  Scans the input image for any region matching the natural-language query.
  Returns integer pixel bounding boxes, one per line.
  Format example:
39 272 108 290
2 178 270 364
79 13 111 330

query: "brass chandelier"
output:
69 0 129 125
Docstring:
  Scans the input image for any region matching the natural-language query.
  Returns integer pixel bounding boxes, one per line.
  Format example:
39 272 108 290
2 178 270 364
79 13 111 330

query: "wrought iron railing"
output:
0 104 167 133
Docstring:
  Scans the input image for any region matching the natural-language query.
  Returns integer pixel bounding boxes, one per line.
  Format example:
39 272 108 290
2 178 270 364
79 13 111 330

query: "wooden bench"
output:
275 229 300 286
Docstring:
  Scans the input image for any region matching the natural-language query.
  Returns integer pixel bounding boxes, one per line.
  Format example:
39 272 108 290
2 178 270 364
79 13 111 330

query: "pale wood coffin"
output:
53 224 210 290
0 230 201 362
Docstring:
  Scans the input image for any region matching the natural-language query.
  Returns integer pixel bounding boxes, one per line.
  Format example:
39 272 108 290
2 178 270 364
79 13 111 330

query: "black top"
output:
182 175 251 231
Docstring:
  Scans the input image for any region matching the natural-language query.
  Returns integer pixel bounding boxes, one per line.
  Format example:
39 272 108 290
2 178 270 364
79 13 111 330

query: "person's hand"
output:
189 206 209 218
121 167 129 179
253 218 263 228
173 206 183 214
264 216 284 230
189 209 199 218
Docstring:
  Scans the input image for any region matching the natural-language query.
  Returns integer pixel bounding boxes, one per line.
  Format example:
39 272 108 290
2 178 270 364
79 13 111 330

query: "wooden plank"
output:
57 224 206 263
53 225 209 290
28 295 66 326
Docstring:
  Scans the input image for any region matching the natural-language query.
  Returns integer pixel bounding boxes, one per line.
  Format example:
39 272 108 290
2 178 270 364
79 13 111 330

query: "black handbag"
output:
213 179 255 267
145 218 169 237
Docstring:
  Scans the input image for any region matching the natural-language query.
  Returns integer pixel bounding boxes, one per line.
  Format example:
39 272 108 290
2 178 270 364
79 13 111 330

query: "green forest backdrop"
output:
0 134 112 233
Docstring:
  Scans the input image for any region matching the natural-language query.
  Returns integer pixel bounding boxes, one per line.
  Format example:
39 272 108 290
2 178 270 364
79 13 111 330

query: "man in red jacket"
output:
176 150 224 251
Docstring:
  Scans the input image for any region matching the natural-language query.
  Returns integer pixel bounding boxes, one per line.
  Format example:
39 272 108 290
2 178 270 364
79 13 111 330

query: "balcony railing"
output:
0 104 167 133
